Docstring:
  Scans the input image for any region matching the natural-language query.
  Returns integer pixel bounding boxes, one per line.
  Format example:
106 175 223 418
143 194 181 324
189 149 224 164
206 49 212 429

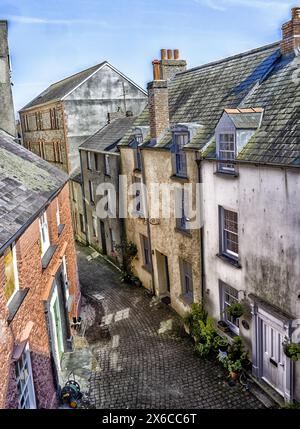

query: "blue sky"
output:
0 0 298 112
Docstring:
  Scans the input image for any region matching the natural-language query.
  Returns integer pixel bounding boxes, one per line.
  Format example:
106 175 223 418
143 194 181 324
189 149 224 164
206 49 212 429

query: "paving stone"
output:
77 245 265 410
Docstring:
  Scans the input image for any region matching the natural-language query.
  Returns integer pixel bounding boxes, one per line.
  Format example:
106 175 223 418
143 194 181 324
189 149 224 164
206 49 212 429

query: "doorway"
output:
100 221 107 255
156 251 170 295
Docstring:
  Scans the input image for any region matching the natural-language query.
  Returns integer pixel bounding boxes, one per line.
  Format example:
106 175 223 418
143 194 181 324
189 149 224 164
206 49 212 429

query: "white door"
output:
261 319 286 396
50 286 64 369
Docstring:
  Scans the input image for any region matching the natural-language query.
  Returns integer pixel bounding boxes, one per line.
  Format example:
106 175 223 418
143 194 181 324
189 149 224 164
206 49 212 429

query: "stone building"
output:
118 8 300 402
19 60 147 242
119 50 203 316
79 113 137 264
0 23 80 408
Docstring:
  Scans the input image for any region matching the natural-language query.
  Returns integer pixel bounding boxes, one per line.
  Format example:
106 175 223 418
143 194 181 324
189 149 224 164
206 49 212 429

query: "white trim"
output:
16 344 37 409
61 61 147 101
5 243 20 306
50 285 64 370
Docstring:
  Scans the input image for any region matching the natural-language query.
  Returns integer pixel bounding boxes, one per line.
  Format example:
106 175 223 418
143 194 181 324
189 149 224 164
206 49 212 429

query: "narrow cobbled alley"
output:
63 245 264 409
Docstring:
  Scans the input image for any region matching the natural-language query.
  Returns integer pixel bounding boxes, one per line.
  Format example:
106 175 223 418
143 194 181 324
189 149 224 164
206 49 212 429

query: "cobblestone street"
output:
73 245 264 409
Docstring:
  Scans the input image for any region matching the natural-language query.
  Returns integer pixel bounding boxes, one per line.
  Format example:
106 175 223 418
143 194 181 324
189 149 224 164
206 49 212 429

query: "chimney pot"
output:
152 60 161 81
174 49 179 60
167 49 173 60
161 49 167 60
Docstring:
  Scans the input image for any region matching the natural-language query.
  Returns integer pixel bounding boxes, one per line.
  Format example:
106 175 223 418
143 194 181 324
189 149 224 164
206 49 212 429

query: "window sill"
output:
215 324 239 343
104 174 111 178
179 294 194 306
174 227 192 237
7 289 30 325
216 253 241 269
170 174 189 183
58 224 65 236
133 168 142 174
42 245 58 270
214 170 239 178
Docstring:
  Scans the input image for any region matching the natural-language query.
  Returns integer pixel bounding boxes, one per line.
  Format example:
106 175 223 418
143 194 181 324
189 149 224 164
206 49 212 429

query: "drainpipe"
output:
79 149 88 245
140 147 156 296
196 155 205 302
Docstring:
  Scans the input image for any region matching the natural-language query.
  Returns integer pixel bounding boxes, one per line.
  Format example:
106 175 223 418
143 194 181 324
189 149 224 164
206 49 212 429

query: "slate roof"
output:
80 116 137 153
0 130 68 253
119 41 300 167
20 62 106 110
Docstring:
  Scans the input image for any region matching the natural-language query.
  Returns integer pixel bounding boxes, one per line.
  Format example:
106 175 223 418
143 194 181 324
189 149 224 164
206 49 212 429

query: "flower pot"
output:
217 320 230 332
230 371 239 380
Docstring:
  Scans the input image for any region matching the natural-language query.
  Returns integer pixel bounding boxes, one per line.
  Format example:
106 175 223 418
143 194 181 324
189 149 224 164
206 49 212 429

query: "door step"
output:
248 374 285 408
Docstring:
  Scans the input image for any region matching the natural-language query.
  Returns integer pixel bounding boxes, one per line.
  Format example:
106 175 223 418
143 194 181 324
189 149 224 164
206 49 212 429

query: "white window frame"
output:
62 255 70 302
220 207 239 260
92 216 98 237
220 281 240 334
180 259 193 301
15 344 37 409
87 151 92 170
56 199 61 227
217 133 236 172
173 133 188 177
140 234 151 271
39 211 50 257
105 154 111 176
89 180 94 204
110 228 116 252
5 243 20 305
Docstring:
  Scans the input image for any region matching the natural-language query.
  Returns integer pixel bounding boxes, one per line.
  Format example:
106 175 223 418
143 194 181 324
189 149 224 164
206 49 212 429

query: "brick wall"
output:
281 7 300 55
0 182 80 408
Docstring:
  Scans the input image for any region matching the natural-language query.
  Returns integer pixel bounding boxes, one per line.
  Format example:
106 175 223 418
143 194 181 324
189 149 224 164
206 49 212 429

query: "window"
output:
39 212 50 257
4 243 19 304
89 180 94 204
92 216 98 237
220 281 239 333
110 228 116 252
15 344 36 409
56 200 61 227
36 112 43 131
87 152 92 170
79 214 85 233
53 141 63 163
173 133 188 177
38 141 45 159
132 176 143 215
135 148 142 171
50 108 59 130
180 260 193 302
105 154 110 176
220 207 239 260
71 182 77 202
176 187 189 232
218 133 235 172
140 234 151 271
94 153 99 172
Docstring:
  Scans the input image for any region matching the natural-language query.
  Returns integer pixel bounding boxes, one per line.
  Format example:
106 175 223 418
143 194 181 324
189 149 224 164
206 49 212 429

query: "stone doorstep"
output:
248 373 285 408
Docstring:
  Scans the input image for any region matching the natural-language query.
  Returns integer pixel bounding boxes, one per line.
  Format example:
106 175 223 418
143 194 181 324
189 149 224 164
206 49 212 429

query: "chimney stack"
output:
0 21 16 137
281 7 300 55
147 49 187 140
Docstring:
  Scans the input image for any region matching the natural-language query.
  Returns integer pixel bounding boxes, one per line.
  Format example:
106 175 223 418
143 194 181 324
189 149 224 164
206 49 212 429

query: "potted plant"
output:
227 359 243 380
225 302 245 320
227 336 245 361
214 336 229 352
217 320 230 332
283 342 300 362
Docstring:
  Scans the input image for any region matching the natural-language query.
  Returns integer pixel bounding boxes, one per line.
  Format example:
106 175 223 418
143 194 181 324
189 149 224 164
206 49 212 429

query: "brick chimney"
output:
147 49 186 140
281 7 300 55
0 21 16 136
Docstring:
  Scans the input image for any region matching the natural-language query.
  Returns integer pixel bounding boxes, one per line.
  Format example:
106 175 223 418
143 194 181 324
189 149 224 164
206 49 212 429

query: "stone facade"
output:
0 183 80 408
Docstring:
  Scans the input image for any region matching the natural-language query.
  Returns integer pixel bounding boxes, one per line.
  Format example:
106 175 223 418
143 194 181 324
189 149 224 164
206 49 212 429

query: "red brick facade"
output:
0 183 80 409
281 7 300 55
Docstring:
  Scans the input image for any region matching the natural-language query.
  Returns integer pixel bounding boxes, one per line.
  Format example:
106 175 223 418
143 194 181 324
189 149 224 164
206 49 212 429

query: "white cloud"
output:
195 0 292 12
6 14 108 26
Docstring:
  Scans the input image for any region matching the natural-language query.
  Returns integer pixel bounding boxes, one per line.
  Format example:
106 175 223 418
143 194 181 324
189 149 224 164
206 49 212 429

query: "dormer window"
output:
218 133 235 173
172 133 189 177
